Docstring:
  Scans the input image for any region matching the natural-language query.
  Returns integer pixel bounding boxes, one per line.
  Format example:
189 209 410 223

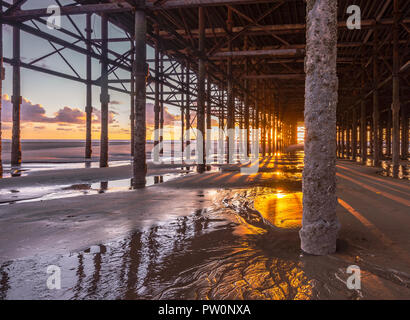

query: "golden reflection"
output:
254 192 303 229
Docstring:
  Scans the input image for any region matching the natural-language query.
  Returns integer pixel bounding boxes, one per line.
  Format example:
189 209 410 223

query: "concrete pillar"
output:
0 2 3 176
185 62 191 160
337 119 341 157
261 83 266 157
360 65 367 164
130 45 135 157
346 112 351 159
372 27 380 166
255 87 259 156
197 7 206 173
206 72 212 170
244 62 250 157
99 14 109 168
352 108 357 160
401 106 408 160
159 53 164 157
181 67 185 160
268 108 273 155
11 0 21 167
226 8 234 164
300 0 339 255
153 26 160 163
392 0 400 178
387 109 392 157
85 13 92 159
341 114 345 158
132 5 147 188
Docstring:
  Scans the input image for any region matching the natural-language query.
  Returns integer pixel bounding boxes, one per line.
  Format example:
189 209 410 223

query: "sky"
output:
0 0 184 141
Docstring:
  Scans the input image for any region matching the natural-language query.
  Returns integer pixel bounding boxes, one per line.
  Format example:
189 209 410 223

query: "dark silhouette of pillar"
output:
387 109 392 157
197 7 206 173
85 13 92 159
185 62 191 160
99 14 109 168
0 2 3 176
133 3 147 188
11 0 21 167
153 25 160 162
352 108 357 160
226 8 234 164
372 26 380 166
206 72 212 170
392 0 400 178
401 106 408 160
130 45 135 157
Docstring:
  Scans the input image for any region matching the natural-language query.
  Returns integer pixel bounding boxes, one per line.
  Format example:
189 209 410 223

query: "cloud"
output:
145 103 180 127
110 100 122 105
1 95 118 125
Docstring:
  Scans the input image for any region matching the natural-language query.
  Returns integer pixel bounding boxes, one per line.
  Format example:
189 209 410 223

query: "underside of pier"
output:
0 0 409 256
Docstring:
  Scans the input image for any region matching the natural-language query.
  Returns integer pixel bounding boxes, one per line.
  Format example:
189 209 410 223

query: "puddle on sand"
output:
0 170 193 206
0 161 131 178
0 196 315 300
1 186 409 300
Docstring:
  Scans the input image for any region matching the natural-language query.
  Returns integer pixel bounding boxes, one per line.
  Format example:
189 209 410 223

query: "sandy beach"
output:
0 148 409 300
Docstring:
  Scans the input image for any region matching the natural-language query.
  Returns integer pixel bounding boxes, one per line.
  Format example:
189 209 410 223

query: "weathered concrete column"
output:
181 67 185 159
0 2 3 176
360 66 367 163
159 53 164 157
99 14 109 168
387 109 392 157
206 72 212 170
392 0 400 178
11 0 21 167
197 6 206 173
244 61 250 157
268 108 273 155
346 112 351 159
133 5 147 188
153 26 160 163
336 119 341 157
300 0 340 255
226 8 235 164
341 114 345 158
372 27 380 166
130 45 135 157
255 87 259 155
401 106 408 160
185 61 191 160
85 13 92 159
352 108 357 160
261 84 266 157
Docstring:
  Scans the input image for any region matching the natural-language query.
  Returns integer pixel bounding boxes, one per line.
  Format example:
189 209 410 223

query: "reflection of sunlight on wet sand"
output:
254 192 303 229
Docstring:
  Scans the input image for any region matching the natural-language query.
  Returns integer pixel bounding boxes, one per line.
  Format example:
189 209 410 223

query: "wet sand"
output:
0 153 409 300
